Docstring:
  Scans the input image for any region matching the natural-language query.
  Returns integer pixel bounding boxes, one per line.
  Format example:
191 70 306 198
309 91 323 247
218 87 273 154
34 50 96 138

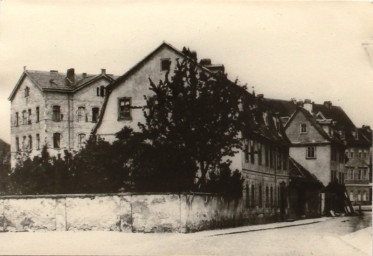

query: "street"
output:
0 212 371 256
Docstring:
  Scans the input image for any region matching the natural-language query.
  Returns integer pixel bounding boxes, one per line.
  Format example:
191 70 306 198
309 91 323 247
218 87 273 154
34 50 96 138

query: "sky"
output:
0 0 372 144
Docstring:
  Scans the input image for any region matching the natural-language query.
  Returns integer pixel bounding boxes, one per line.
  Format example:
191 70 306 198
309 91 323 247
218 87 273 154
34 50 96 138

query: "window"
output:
300 123 307 133
357 191 361 201
270 187 273 207
358 150 362 159
277 149 282 170
97 87 100 96
265 144 269 166
350 151 354 159
16 137 20 152
52 106 61 122
363 150 367 159
265 186 269 207
161 59 171 71
118 97 131 120
250 140 255 164
36 134 40 150
36 107 40 123
100 86 105 97
258 184 262 208
363 191 367 201
363 169 367 180
28 135 32 151
244 140 249 163
349 191 354 200
28 109 32 124
22 110 27 125
24 86 30 97
258 143 262 165
15 112 19 127
251 185 255 208
92 107 99 123
306 146 316 159
22 136 26 151
78 133 85 148
77 107 86 122
53 133 61 149
245 183 250 208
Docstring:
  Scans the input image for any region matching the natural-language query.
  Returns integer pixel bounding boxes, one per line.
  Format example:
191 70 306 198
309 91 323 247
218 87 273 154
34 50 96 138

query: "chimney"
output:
101 69 106 75
50 70 58 73
23 66 27 71
324 101 332 109
304 99 313 113
190 51 197 60
82 72 87 78
200 59 212 66
66 68 75 86
257 94 264 99
291 98 297 104
297 100 304 107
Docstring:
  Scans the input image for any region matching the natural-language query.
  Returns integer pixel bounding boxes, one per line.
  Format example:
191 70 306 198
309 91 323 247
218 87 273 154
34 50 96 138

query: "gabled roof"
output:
93 42 217 134
8 70 118 101
284 106 336 143
264 98 355 131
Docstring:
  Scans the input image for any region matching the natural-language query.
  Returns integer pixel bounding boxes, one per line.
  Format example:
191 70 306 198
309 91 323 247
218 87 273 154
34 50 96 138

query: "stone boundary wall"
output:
0 193 268 233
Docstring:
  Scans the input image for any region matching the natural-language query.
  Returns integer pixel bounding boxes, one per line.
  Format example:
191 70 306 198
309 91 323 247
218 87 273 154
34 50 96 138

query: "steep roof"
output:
93 42 221 134
264 98 355 131
8 70 118 101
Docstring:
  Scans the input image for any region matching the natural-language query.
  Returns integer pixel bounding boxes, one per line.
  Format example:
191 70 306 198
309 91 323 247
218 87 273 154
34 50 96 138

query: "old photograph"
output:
0 0 372 255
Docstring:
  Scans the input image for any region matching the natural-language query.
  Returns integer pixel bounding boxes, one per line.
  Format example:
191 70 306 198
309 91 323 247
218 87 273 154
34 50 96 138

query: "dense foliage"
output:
2 54 246 198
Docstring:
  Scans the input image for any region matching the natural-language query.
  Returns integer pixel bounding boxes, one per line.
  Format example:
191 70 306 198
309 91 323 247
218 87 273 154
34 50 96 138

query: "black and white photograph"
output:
0 0 372 255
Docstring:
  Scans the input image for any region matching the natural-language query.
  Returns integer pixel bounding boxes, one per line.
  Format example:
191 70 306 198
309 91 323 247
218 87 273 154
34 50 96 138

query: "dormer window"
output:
24 87 30 97
161 59 171 71
300 123 307 133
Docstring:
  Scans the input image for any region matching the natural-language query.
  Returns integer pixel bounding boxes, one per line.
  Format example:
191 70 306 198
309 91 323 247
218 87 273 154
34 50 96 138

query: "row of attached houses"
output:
8 42 372 219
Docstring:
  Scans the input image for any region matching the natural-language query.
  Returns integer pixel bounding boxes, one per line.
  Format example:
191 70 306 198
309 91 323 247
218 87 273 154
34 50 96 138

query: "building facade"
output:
9 68 117 166
344 125 372 205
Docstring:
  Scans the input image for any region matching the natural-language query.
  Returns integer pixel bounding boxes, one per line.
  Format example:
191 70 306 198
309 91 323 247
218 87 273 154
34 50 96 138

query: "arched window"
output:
357 191 361 201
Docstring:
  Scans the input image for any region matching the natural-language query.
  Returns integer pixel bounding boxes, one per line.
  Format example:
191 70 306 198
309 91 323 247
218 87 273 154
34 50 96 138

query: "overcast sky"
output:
0 1 372 143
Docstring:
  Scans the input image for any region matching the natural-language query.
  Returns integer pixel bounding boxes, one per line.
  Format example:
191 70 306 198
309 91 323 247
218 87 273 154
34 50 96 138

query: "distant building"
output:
8 68 117 166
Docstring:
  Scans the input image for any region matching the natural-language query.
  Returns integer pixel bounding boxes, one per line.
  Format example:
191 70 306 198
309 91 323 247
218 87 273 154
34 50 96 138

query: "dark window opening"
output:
36 134 40 150
92 107 99 123
97 87 100 96
118 97 132 120
53 133 61 149
306 146 316 159
28 135 32 151
251 185 255 208
100 86 105 97
258 184 262 208
28 109 32 124
36 107 40 123
52 106 61 122
16 137 20 152
161 59 171 71
22 110 27 125
24 87 30 97
300 123 307 133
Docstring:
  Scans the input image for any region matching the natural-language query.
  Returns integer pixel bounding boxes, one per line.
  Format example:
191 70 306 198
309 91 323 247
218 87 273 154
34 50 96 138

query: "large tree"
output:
138 55 246 188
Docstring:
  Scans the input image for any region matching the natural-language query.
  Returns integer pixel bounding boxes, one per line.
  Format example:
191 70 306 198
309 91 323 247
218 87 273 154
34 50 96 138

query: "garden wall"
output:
0 193 273 233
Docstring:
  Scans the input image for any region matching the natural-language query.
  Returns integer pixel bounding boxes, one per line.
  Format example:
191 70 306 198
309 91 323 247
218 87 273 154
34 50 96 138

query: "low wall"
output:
0 193 276 233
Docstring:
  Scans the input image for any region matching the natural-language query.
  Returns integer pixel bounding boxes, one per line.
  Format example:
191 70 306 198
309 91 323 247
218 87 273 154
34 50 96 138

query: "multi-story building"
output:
264 99 354 186
93 42 324 220
344 125 372 205
8 68 117 166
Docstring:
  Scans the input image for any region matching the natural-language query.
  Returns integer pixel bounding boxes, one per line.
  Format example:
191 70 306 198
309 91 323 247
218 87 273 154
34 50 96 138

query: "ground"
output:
0 212 371 255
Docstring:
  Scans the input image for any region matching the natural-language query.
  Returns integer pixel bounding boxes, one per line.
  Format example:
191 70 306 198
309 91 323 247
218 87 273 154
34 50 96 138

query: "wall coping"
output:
0 191 220 200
